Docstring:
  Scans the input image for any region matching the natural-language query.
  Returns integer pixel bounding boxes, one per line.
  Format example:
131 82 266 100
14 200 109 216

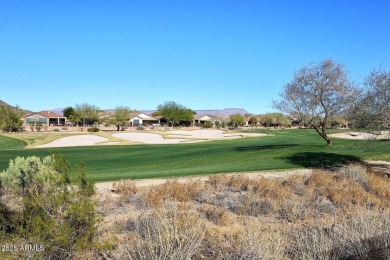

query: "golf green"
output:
0 130 388 182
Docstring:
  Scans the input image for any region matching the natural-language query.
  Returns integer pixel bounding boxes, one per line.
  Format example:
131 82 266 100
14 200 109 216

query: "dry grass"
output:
207 174 252 192
200 220 288 260
97 163 390 259
368 174 390 202
199 204 232 225
291 209 390 260
115 211 204 260
113 179 137 204
307 170 380 209
141 180 203 208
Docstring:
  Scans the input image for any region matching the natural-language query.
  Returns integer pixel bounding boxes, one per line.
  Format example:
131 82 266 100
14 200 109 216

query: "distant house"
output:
129 113 159 127
194 115 212 125
24 110 67 126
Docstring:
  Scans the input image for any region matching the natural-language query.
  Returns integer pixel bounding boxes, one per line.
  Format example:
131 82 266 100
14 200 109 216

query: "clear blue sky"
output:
1 1 389 114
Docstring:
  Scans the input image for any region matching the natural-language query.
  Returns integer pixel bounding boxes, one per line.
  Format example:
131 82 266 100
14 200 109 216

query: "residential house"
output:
129 113 159 127
194 115 213 126
24 110 67 126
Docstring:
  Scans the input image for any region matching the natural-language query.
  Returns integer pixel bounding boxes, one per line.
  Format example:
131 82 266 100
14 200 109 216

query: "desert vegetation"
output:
96 163 390 259
0 154 101 259
0 104 24 133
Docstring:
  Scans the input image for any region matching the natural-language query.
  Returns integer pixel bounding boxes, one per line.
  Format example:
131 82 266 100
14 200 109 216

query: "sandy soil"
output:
168 129 267 139
329 131 390 140
31 130 267 147
112 132 205 144
95 169 312 195
35 135 111 148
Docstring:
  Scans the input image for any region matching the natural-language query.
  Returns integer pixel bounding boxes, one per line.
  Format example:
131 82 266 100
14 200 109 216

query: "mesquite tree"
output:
274 59 359 146
350 68 390 132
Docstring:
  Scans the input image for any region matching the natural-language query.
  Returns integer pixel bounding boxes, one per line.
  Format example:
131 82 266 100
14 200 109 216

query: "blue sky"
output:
1 1 389 114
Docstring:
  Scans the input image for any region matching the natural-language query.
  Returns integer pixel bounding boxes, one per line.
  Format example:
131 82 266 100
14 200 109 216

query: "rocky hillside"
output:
0 100 32 114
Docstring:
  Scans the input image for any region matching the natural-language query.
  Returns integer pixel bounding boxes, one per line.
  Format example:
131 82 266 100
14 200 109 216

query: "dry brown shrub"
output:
142 180 203 208
207 174 252 192
118 211 204 260
207 174 229 191
368 174 390 202
250 177 289 202
311 196 336 215
114 179 137 204
97 194 119 215
234 193 276 216
278 199 310 222
199 204 232 225
291 208 390 260
307 171 380 209
338 163 369 188
282 174 307 196
226 175 252 191
200 220 288 260
334 208 390 259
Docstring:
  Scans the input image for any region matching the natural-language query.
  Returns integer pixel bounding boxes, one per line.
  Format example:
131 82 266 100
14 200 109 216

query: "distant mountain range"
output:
0 100 251 116
141 108 250 116
54 108 251 116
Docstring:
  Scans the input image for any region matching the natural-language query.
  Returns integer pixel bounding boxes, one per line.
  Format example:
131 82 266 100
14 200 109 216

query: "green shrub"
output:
87 126 100 132
136 125 145 130
202 122 213 128
0 154 99 259
35 123 42 132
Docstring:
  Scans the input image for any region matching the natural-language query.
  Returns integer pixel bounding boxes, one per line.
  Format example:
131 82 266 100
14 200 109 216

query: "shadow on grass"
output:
284 152 362 169
234 144 300 151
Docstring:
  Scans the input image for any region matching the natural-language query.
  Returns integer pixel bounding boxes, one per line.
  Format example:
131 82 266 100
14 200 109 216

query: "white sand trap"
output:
36 135 109 148
112 133 205 144
168 129 267 139
329 131 390 140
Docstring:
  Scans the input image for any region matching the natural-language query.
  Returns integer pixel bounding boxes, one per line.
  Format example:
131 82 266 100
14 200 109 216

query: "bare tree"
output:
274 59 359 146
350 68 390 132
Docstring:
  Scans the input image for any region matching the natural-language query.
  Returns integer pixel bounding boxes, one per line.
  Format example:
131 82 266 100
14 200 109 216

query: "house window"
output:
26 118 35 124
38 118 48 124
133 119 140 126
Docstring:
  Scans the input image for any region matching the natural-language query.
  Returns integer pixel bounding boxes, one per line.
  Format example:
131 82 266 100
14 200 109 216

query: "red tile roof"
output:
25 110 66 118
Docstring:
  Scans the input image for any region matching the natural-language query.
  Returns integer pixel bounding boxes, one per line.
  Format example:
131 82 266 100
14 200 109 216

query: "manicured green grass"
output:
0 135 27 150
0 129 388 182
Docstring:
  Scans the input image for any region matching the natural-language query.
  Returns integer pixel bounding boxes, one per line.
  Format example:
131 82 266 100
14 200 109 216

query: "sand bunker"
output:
167 129 267 139
34 130 268 148
329 131 390 140
36 135 110 148
112 133 204 144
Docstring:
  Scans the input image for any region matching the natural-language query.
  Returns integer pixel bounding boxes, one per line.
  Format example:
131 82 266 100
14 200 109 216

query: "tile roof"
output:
25 110 66 118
